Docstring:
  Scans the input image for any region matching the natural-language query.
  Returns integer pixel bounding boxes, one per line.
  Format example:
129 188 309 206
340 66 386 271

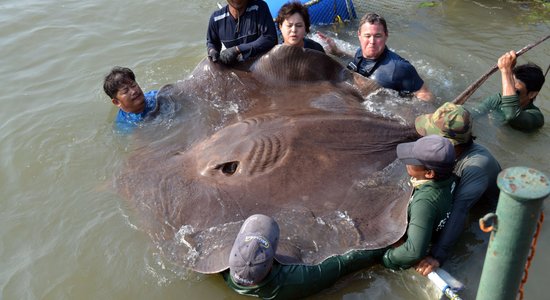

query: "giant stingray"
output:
116 45 435 274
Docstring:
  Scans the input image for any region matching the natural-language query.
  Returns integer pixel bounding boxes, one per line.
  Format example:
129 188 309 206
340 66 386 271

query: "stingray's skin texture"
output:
116 46 432 274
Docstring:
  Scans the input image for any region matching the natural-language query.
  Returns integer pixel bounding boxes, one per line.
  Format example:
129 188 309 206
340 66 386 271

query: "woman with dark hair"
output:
275 2 324 52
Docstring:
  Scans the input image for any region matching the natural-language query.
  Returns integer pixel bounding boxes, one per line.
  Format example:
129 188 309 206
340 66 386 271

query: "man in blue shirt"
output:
206 0 277 65
320 13 433 101
103 67 158 132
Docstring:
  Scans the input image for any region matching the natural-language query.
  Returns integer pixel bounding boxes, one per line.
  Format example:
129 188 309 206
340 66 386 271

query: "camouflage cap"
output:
415 102 472 145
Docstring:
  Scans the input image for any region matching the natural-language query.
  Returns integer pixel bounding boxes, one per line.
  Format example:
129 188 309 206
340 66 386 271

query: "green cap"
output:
415 102 472 145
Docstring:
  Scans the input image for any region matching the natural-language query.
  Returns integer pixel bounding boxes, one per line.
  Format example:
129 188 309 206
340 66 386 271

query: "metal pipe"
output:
476 167 550 300
428 270 463 300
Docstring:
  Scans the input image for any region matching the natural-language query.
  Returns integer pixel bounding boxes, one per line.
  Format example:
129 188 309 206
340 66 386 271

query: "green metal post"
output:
476 167 550 300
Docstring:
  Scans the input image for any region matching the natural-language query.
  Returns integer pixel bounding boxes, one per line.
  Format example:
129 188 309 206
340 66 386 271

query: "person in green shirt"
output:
382 135 455 271
222 137 455 298
412 102 501 276
222 214 385 299
473 50 546 132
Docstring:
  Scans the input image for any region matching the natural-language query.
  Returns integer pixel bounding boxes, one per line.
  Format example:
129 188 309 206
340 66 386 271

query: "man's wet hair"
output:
358 13 388 35
513 63 545 93
275 2 311 33
103 67 136 99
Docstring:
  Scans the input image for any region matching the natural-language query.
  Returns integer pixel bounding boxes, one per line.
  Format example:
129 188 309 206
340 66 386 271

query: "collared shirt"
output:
348 46 424 96
206 0 277 60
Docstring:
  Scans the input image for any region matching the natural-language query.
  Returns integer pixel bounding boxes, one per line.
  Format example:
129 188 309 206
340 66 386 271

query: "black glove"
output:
220 46 240 65
208 48 219 62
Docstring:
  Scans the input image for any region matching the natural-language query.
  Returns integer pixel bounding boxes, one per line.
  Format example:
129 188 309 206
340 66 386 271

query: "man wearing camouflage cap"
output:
413 102 502 276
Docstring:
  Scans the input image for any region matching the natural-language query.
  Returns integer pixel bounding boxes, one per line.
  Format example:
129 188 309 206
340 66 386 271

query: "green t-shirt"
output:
222 248 386 299
382 177 454 270
473 93 544 131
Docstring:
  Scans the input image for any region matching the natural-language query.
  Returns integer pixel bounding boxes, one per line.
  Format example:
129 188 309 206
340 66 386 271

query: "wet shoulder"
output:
454 143 501 179
143 90 159 114
415 178 454 205
384 48 411 65
210 5 229 21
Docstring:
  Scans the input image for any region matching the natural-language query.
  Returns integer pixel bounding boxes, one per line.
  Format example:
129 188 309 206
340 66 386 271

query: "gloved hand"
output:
220 46 240 65
208 48 219 62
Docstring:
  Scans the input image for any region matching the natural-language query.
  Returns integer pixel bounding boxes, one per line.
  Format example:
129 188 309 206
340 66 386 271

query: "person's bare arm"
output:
498 51 517 97
414 83 434 102
317 32 354 58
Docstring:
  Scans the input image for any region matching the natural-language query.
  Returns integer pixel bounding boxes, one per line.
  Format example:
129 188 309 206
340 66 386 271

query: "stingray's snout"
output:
214 161 239 175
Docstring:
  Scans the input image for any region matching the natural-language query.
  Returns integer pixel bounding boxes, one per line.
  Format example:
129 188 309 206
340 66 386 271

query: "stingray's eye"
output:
215 161 239 175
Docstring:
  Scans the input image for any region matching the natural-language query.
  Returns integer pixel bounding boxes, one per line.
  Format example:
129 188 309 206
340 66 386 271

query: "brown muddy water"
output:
0 0 548 299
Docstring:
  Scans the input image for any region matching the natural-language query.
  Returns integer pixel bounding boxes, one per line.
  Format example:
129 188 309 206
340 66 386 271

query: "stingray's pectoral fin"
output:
351 72 381 97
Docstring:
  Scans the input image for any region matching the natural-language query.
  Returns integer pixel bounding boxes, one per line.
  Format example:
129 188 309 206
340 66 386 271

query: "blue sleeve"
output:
237 1 277 59
393 61 424 93
430 166 489 263
206 13 222 53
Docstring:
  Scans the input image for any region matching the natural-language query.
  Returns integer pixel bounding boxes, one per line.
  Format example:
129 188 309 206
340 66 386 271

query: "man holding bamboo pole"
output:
473 50 546 132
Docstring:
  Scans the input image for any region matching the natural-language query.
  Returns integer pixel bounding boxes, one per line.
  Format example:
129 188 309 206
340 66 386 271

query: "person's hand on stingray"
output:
415 256 440 276
220 46 241 65
208 48 220 62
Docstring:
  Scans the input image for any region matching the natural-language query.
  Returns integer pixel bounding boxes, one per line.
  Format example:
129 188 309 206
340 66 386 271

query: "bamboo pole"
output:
452 35 550 105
